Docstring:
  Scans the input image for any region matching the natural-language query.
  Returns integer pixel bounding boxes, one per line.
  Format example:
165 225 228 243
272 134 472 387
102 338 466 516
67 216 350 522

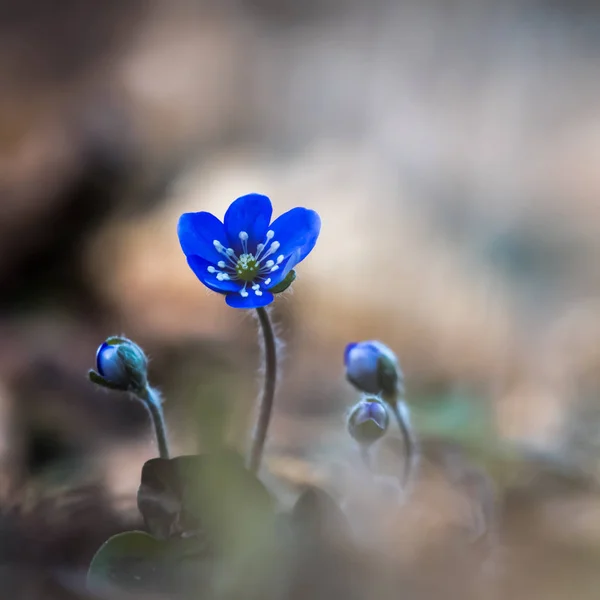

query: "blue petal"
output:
225 290 274 309
367 401 389 424
345 342 381 394
96 342 113 376
224 193 273 254
178 212 228 264
96 342 128 385
344 342 358 365
267 207 321 268
353 402 387 429
187 256 243 293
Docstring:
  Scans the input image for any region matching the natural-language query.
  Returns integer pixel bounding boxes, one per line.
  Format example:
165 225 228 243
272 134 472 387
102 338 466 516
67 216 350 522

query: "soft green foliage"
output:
87 531 167 595
410 390 495 445
88 450 279 598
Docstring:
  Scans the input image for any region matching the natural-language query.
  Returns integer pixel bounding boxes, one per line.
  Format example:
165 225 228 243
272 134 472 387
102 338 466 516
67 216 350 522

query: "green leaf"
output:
138 450 274 551
136 451 279 598
86 531 167 595
87 531 214 596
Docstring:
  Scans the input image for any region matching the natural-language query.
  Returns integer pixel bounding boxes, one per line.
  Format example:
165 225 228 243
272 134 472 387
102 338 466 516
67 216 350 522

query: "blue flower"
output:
178 193 321 309
347 397 390 445
344 340 402 396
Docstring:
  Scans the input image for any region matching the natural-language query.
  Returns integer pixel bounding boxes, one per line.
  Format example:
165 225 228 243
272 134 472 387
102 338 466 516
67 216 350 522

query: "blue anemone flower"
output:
178 193 321 309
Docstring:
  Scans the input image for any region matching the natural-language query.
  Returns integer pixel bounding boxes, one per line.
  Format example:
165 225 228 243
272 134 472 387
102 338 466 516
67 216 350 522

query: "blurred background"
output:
2 0 600 597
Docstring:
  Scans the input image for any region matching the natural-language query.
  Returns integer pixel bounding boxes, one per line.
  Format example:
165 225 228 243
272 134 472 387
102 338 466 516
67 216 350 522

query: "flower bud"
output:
344 340 403 396
89 336 148 392
347 397 389 446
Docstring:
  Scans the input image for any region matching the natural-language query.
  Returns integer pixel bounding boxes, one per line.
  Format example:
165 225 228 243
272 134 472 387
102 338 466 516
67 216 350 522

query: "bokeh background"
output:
2 0 600 597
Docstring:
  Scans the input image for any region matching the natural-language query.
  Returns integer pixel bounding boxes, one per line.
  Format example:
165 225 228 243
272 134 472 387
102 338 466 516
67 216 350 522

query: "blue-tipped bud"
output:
90 336 148 392
344 340 403 397
347 397 390 446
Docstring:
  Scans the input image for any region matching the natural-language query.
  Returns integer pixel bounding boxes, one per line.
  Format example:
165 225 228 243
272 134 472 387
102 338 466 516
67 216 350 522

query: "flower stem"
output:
138 386 170 459
248 306 278 474
359 444 372 471
383 392 418 489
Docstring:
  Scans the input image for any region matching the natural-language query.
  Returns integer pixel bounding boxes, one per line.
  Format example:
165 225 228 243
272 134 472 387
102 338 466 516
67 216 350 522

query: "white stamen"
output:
238 231 249 254
254 242 267 261
276 254 284 264
266 230 274 239
240 290 249 298
265 260 274 268
255 290 263 296
213 243 238 266
207 266 216 273
257 238 280 264
270 265 279 272
252 284 260 291
264 278 271 285
217 273 230 281
218 261 226 268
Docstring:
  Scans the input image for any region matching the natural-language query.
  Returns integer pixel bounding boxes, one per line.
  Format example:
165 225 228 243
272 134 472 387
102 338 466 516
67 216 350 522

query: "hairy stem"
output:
139 386 170 459
383 392 418 488
359 444 372 471
248 306 278 474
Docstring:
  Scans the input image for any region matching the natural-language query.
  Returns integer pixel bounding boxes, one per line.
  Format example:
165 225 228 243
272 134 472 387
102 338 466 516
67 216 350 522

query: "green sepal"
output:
105 335 130 345
116 342 148 391
88 369 127 391
269 269 296 294
377 354 401 398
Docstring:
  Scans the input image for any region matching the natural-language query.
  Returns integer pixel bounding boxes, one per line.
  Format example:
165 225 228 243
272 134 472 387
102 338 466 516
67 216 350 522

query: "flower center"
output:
211 229 287 297
235 254 260 281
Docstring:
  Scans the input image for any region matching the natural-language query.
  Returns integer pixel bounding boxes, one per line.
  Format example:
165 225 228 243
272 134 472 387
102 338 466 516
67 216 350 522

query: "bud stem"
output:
359 445 372 471
248 306 278 473
138 386 170 459
383 392 418 489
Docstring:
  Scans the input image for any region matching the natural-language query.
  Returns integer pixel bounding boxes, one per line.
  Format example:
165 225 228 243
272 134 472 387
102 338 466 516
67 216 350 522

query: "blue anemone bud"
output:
344 340 402 397
347 397 390 446
90 336 148 392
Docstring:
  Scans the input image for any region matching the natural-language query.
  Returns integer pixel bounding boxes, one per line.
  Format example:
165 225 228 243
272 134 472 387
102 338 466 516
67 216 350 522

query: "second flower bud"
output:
347 396 390 447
